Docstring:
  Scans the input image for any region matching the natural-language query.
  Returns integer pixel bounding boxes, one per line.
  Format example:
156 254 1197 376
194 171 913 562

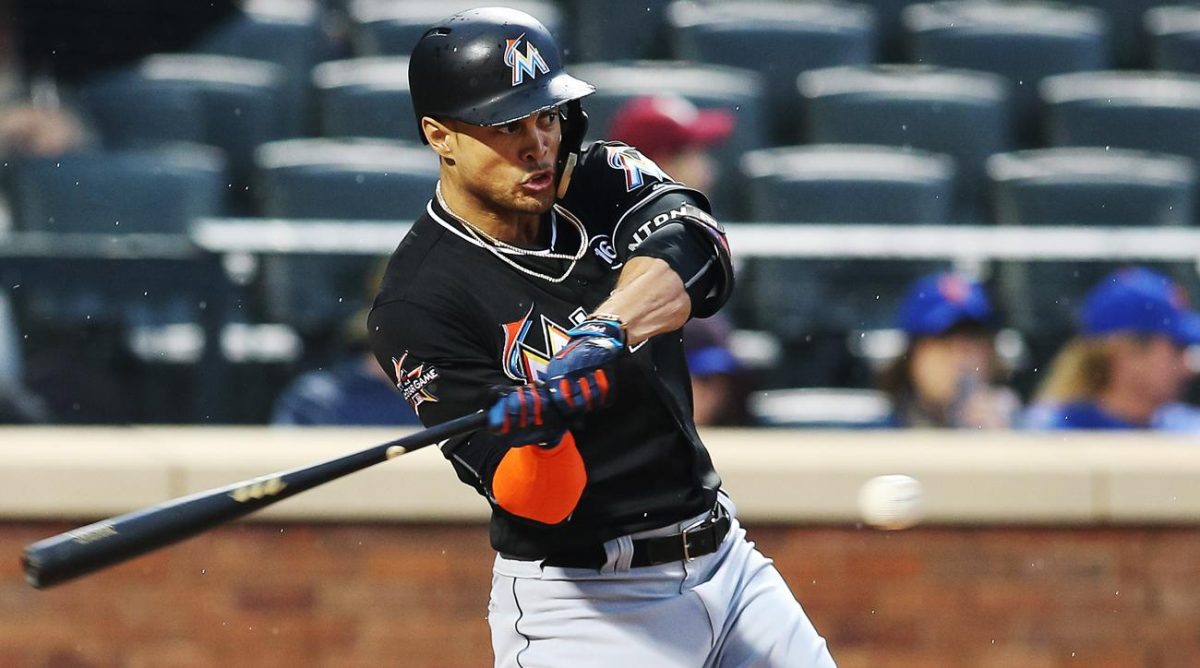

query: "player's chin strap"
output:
555 99 588 200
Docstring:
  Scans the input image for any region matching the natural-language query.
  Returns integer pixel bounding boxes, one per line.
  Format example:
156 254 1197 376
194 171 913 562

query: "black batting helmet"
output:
409 7 593 131
408 7 594 191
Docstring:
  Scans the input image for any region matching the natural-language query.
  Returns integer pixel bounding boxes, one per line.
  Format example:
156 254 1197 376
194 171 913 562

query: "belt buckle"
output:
679 514 711 562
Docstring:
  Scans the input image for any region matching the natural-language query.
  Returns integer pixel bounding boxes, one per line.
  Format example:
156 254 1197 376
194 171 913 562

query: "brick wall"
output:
3 522 1198 668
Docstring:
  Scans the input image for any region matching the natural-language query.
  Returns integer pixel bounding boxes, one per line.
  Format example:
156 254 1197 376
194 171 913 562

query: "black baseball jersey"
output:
368 141 727 558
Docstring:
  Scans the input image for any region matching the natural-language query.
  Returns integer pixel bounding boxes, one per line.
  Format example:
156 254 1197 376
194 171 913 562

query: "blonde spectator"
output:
1025 267 1200 431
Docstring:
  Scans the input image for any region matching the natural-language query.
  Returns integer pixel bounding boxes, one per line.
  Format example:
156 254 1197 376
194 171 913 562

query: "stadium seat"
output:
253 138 439 330
193 0 329 135
133 55 291 203
9 146 229 331
859 0 927 62
569 61 769 219
740 144 956 224
78 75 207 149
1066 0 1161 68
254 138 438 219
313 57 419 143
1041 71 1200 168
1146 5 1200 74
903 1 1109 145
666 0 876 142
986 148 1197 336
799 64 1011 221
12 145 228 234
349 0 565 56
567 0 675 62
0 290 20 387
737 144 955 338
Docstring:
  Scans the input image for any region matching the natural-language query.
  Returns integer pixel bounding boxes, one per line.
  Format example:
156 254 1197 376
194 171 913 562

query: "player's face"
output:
448 109 562 216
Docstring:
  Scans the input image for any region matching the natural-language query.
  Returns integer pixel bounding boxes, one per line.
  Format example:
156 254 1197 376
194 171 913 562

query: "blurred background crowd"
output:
1 0 1199 432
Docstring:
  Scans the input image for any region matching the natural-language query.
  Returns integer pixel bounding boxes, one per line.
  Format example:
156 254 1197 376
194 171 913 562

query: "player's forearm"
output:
594 256 691 345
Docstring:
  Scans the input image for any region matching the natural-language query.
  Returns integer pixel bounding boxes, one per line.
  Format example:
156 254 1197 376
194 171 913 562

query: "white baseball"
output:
858 474 924 530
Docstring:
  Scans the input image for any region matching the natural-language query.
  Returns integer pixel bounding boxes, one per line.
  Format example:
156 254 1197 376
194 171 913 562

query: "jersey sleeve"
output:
559 140 712 237
560 141 734 318
367 297 513 498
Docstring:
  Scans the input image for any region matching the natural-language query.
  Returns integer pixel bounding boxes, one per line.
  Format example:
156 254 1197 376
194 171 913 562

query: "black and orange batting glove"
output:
487 383 568 447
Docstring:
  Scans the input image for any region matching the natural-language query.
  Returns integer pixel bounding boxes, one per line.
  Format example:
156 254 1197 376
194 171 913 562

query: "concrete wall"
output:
3 427 1199 667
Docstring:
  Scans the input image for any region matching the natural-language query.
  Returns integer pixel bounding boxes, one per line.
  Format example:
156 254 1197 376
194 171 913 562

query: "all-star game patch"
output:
392 352 440 413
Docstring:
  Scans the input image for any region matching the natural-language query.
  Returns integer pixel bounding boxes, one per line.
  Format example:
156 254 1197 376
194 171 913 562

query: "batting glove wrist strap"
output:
568 315 626 346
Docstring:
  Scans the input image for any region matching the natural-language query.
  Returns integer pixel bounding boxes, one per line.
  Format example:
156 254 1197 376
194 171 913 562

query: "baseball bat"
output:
22 411 488 589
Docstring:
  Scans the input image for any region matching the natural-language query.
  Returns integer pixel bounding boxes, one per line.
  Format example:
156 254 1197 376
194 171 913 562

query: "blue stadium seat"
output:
312 57 419 143
78 75 207 149
799 64 1011 221
0 290 20 387
568 61 768 219
737 144 955 337
904 1 1109 144
10 146 229 330
568 0 674 62
1146 6 1200 74
1066 0 1162 68
1041 71 1200 168
986 148 1197 335
253 138 440 330
12 145 228 233
194 0 330 135
135 55 291 202
254 138 438 218
740 144 956 224
666 0 876 142
859 0 928 62
349 0 565 56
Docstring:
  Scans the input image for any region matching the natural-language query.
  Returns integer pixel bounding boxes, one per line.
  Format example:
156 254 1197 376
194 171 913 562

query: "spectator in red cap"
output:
608 95 734 192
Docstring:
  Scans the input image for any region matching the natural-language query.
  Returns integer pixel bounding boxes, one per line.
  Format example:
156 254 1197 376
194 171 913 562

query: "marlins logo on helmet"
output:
504 33 550 86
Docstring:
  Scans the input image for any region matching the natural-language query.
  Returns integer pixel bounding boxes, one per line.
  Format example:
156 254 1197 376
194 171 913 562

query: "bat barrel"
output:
22 411 487 589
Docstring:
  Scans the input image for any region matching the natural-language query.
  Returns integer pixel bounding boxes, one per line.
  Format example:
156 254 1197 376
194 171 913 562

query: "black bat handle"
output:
22 411 488 589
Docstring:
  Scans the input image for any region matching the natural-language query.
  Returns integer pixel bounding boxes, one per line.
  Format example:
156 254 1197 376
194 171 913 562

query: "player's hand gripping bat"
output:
22 412 487 589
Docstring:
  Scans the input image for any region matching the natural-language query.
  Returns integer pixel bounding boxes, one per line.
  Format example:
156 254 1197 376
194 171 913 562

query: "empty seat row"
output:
738 143 1197 338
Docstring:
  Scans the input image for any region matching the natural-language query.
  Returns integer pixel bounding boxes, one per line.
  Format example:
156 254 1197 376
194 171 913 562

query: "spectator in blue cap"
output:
1024 267 1200 431
683 315 749 426
877 272 1019 428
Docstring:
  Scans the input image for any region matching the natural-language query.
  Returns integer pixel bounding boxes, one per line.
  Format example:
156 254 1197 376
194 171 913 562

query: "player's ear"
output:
423 117 456 162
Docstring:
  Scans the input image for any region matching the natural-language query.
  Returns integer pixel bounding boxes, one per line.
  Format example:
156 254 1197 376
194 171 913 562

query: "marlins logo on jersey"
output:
504 33 550 86
605 146 669 191
500 306 588 382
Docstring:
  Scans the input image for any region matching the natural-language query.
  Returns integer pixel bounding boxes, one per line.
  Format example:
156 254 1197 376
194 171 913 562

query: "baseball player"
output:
367 7 836 667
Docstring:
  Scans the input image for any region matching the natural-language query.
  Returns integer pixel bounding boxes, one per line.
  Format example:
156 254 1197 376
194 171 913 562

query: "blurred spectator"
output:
877 272 1019 429
608 94 733 192
1 0 243 159
272 309 421 427
1024 267 1200 432
683 315 751 426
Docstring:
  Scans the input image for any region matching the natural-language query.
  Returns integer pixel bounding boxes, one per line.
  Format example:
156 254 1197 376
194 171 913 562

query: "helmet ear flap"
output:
555 99 588 198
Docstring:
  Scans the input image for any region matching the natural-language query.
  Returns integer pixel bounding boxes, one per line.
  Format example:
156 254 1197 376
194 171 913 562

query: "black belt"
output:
539 504 731 569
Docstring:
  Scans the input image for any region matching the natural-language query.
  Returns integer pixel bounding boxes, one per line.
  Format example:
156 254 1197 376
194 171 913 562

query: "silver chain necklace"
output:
435 182 587 283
